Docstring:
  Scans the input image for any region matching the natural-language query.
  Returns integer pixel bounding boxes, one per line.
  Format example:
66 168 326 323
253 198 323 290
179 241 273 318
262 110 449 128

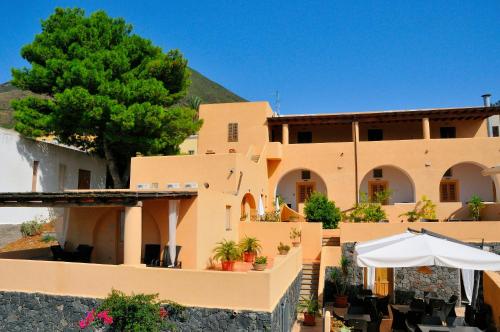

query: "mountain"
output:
0 68 246 128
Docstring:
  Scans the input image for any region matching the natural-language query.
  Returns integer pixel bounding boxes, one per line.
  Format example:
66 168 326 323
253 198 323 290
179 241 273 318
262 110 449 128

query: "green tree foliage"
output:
304 192 341 229
11 8 202 187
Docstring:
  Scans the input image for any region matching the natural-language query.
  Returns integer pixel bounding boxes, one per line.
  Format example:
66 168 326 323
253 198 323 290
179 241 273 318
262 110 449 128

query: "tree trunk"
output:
103 141 125 188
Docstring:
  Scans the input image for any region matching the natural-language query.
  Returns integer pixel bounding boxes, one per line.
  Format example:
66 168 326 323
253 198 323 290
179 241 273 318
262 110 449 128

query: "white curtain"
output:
168 200 179 267
258 195 265 219
366 267 376 290
461 269 474 303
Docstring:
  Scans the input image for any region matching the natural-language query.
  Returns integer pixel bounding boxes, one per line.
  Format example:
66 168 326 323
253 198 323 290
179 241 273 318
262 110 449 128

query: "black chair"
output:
390 305 407 332
143 244 161 266
405 319 416 332
376 295 390 317
410 298 426 313
476 303 493 330
446 295 458 319
363 297 379 321
360 289 373 296
395 290 415 304
464 304 476 326
406 310 424 325
428 298 445 317
75 244 93 263
367 312 383 332
348 305 365 315
50 245 70 261
421 315 442 325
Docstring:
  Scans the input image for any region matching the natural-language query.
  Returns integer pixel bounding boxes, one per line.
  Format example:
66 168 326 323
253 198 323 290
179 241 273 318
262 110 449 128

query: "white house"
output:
0 128 107 225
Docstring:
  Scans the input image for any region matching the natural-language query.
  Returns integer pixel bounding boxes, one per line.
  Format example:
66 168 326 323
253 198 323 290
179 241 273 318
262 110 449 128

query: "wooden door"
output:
374 268 393 296
78 169 91 189
368 181 388 204
296 182 315 210
440 180 458 202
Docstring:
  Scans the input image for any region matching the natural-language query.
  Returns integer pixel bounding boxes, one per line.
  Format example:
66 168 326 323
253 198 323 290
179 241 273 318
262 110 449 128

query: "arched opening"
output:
360 165 415 204
240 193 256 222
275 168 327 214
440 162 496 203
92 210 121 264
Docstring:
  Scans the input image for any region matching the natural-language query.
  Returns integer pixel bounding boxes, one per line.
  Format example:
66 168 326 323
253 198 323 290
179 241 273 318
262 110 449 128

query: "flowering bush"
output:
78 309 113 330
78 290 182 331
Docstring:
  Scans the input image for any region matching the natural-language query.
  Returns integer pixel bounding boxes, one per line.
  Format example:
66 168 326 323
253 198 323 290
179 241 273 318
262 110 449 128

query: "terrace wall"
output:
483 271 500 328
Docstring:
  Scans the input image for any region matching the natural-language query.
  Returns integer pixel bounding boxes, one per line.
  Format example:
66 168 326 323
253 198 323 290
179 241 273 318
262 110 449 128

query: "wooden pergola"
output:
0 190 197 207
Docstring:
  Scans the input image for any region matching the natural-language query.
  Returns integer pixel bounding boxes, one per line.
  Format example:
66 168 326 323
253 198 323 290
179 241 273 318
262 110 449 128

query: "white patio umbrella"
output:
354 230 500 271
168 200 179 267
257 195 265 220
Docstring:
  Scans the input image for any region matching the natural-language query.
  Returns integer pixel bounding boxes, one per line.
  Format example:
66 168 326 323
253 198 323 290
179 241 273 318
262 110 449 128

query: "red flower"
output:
159 307 168 318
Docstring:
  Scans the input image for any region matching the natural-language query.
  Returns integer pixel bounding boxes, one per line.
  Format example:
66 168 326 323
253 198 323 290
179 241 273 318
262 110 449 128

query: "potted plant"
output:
468 194 485 221
419 195 438 222
330 256 350 308
239 236 262 262
253 256 268 271
277 242 290 255
297 296 318 326
213 239 241 271
290 227 302 247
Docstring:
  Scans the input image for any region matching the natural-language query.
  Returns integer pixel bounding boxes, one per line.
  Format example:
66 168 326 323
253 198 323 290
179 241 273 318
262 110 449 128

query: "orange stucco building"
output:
1 100 499 330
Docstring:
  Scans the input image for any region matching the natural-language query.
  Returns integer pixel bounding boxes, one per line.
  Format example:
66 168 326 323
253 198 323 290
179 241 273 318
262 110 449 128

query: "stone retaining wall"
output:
0 273 302 332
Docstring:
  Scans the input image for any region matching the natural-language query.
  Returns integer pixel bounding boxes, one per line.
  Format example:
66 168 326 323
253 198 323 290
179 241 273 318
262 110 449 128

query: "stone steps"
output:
300 263 320 300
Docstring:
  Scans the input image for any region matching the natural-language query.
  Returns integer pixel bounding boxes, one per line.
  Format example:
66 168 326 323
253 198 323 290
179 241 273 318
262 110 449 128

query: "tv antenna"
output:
274 90 281 116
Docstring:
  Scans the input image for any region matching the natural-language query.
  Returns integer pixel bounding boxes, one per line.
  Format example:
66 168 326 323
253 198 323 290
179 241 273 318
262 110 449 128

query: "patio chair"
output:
410 298 426 313
143 244 161 266
406 310 424 325
75 244 93 263
367 312 383 332
446 295 458 318
421 315 442 325
428 298 445 316
405 318 416 332
50 245 71 261
376 295 390 317
390 305 407 332
162 245 182 268
464 304 476 326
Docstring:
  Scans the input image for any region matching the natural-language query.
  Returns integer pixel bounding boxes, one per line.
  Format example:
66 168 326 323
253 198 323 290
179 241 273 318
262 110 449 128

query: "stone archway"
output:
240 193 256 222
439 162 495 203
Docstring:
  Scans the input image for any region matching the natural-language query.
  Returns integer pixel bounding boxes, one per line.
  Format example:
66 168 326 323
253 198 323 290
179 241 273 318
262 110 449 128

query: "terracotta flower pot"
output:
303 312 316 326
334 295 349 308
253 263 267 271
243 252 256 263
221 260 235 271
292 241 300 247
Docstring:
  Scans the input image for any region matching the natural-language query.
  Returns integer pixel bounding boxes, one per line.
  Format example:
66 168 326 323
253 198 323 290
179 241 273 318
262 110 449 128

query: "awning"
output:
354 230 500 271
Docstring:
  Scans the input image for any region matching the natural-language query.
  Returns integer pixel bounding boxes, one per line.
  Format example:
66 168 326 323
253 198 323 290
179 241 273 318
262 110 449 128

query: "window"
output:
492 126 499 137
78 169 91 189
443 168 452 178
367 129 383 141
297 131 312 143
440 127 456 139
373 169 383 178
440 180 458 202
228 123 238 142
32 160 39 191
225 205 232 231
301 170 311 180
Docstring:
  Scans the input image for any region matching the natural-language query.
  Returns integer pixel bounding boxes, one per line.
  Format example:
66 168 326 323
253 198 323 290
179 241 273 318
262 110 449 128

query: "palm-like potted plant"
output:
290 227 302 247
277 242 290 255
468 194 485 221
253 256 268 271
213 239 241 271
297 296 318 326
239 236 262 263
330 256 350 307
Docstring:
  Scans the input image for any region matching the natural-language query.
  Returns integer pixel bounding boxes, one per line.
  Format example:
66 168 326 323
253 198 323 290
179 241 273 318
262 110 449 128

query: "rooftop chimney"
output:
481 93 491 107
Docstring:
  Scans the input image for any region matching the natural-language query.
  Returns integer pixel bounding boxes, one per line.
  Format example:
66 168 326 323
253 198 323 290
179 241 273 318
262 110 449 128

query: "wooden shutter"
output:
228 123 238 142
297 183 314 203
440 180 458 202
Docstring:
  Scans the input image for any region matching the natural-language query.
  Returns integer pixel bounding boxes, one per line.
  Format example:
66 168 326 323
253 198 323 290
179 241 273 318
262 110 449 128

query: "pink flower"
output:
78 319 87 329
85 309 95 323
159 307 168 318
98 310 113 326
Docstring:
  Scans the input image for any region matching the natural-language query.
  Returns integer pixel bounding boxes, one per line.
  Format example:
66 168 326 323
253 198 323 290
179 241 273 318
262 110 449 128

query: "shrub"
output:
212 239 241 262
277 242 290 252
345 193 386 223
304 192 341 229
40 234 57 243
468 194 485 221
20 218 45 237
87 289 179 332
399 195 437 222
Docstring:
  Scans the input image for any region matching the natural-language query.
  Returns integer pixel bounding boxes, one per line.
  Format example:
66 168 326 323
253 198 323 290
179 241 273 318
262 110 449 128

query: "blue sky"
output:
0 1 498 114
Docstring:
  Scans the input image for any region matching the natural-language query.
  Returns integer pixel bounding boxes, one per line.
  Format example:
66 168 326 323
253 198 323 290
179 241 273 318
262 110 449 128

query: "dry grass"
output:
0 222 57 253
